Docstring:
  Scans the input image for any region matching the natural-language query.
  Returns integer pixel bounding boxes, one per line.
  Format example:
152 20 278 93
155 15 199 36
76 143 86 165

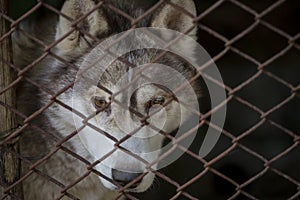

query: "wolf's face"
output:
74 74 178 191
54 0 199 193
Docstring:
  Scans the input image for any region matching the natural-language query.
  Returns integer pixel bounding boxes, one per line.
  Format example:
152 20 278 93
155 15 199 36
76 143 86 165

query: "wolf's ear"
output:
151 0 197 40
55 0 108 56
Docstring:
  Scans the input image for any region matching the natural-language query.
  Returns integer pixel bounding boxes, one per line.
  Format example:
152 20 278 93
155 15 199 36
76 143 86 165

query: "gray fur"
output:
14 0 199 199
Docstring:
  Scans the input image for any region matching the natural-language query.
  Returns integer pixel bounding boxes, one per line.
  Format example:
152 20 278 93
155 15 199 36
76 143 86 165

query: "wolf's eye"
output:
145 96 165 113
93 97 107 109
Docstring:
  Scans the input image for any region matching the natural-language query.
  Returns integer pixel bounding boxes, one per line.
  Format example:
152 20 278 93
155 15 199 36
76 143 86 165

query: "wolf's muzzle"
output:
112 169 143 188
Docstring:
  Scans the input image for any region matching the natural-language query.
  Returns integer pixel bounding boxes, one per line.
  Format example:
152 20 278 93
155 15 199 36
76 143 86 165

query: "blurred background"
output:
7 0 300 199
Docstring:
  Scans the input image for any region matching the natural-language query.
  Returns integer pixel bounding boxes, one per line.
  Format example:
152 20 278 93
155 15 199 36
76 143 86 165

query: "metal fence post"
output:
0 0 23 199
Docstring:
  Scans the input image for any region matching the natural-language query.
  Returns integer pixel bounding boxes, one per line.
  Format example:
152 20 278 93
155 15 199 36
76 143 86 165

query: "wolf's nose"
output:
112 169 142 188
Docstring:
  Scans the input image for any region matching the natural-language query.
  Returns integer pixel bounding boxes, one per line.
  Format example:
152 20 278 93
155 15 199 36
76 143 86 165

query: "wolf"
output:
13 0 201 199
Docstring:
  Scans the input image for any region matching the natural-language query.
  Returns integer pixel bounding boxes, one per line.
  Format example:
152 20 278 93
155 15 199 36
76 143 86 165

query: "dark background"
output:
8 0 300 199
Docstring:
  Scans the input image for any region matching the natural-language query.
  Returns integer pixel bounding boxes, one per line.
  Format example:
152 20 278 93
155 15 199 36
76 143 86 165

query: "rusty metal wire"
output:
1 0 299 199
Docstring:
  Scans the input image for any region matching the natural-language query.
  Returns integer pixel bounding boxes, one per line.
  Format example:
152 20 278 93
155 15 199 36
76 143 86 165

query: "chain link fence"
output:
1 0 299 199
